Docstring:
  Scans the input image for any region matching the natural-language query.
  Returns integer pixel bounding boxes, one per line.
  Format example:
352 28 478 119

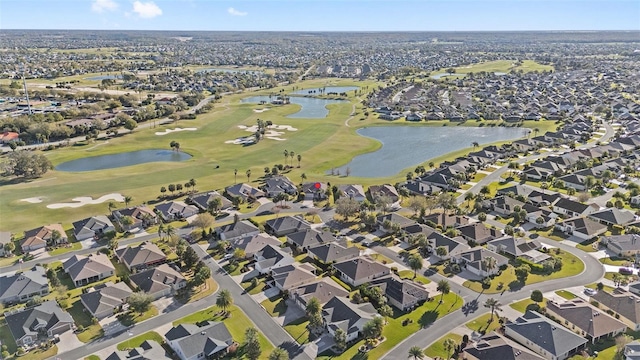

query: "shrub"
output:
531 290 543 302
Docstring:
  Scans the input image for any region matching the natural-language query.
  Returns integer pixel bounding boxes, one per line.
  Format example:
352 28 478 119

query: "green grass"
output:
424 333 463 360
398 270 431 284
68 300 104 343
600 256 631 266
283 317 310 344
116 331 164 350
433 60 553 78
555 290 577 300
48 241 83 256
465 313 501 334
173 305 274 360
225 260 250 276
260 296 288 317
118 305 158 326
510 298 547 313
85 356 101 360
0 323 18 355
14 345 58 360
241 277 268 295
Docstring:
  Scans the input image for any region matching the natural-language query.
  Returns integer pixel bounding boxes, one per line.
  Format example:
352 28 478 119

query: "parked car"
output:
584 288 598 296
223 253 233 260
619 267 634 275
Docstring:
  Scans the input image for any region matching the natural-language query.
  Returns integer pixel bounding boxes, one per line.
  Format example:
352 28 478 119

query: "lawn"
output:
48 241 83 256
283 317 310 344
318 292 463 360
85 356 101 360
68 300 104 343
424 333 463 360
224 260 250 276
15 345 58 360
465 313 501 334
173 305 274 359
0 323 18 355
187 278 218 302
398 269 431 284
510 298 547 314
260 296 288 317
555 290 577 300
600 256 631 266
116 331 164 350
241 277 268 295
118 305 158 326
435 60 554 76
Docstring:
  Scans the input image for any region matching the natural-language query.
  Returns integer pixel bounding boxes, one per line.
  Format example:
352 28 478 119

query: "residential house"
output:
504 310 587 360
286 229 335 251
230 233 281 258
307 242 360 264
0 266 49 304
457 222 502 245
155 201 199 222
322 296 379 342
72 215 115 241
21 223 67 252
427 232 471 261
262 176 297 198
451 247 509 278
423 213 470 229
290 279 349 312
591 288 640 331
332 257 390 287
588 208 636 227
253 244 295 274
625 341 640 360
555 217 608 241
165 322 234 360
369 275 429 311
487 196 526 216
497 184 533 198
601 234 640 257
129 264 187 300
63 253 116 287
462 331 545 360
367 184 400 203
216 220 260 242
377 213 416 233
552 198 599 218
0 231 11 257
338 184 367 202
224 183 265 202
265 215 312 237
272 264 317 291
0 131 19 143
188 191 233 212
301 182 328 201
524 204 559 229
487 237 550 263
80 281 133 320
545 298 626 343
105 340 172 360
116 241 167 272
6 300 74 346
111 206 158 231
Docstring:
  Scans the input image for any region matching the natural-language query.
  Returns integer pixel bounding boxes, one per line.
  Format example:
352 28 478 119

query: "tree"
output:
481 256 497 278
408 346 425 360
515 264 531 283
192 265 211 288
408 196 427 216
379 304 393 317
244 327 262 360
464 192 475 208
189 178 197 192
306 296 323 329
160 186 167 198
122 117 137 131
297 154 302 167
181 246 200 269
216 289 233 315
363 316 385 339
5 151 53 179
168 183 176 195
124 195 132 207
407 253 423 279
616 334 633 357
300 172 307 183
437 279 450 303
478 212 487 222
374 195 393 214
436 192 457 213
4 241 15 255
484 297 502 322
531 290 543 302
335 196 360 220
436 246 448 258
127 292 153 313
176 183 183 193
192 213 214 231
268 348 289 360
334 328 347 352
165 225 176 240
443 338 456 360
49 229 62 246
246 169 252 183
207 197 223 215
283 149 289 166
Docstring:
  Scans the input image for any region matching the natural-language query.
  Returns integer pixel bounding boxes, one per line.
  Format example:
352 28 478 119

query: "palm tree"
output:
481 256 497 278
246 169 252 183
108 201 116 213
464 192 475 208
443 338 456 360
437 279 450 303
289 151 295 167
408 346 425 360
216 289 233 315
124 195 132 207
189 178 196 192
484 297 502 322
234 169 238 184
158 224 165 240
300 173 307 183
283 149 289 165
407 254 423 279
297 154 302 167
165 225 175 240
533 127 540 137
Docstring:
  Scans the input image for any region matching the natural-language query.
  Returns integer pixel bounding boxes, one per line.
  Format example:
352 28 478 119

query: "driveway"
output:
56 331 84 353
100 315 127 337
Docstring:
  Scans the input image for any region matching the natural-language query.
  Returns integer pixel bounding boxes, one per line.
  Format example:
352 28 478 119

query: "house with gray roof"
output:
72 215 115 241
231 233 281 258
555 217 608 241
116 241 167 272
457 222 502 245
253 244 294 274
216 220 260 242
338 184 366 202
224 183 265 202
286 229 335 251
105 340 172 360
307 242 360 264
369 275 429 311
591 288 640 331
187 191 232 212
601 234 640 257
427 232 471 261
63 253 115 287
272 264 317 291
545 298 626 343
552 198 599 218
80 281 132 319
422 213 470 229
165 322 234 360
322 296 379 342
451 247 509 278
376 213 416 233
625 340 640 360
129 263 187 300
111 206 158 231
290 279 349 312
462 331 545 360
262 175 297 197
5 300 74 346
588 208 636 227
487 236 550 263
504 310 587 360
332 257 390 287
265 215 312 237
155 201 198 222
0 266 49 304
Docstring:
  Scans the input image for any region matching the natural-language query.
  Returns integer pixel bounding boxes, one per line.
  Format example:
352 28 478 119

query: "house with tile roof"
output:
545 298 626 343
155 201 199 222
63 253 115 287
80 281 132 319
588 208 636 227
21 223 67 252
116 241 167 272
451 247 509 278
265 215 312 237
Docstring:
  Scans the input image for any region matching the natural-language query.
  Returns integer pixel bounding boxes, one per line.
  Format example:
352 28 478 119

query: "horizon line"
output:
1 29 639 33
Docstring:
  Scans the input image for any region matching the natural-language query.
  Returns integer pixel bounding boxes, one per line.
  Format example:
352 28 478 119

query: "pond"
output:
196 68 263 74
55 149 192 172
334 126 526 177
291 86 359 95
241 96 347 118
84 75 122 81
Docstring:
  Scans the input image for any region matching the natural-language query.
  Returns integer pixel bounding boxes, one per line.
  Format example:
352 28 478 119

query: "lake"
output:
335 126 526 177
291 86 359 95
56 149 192 172
84 75 122 81
241 96 346 118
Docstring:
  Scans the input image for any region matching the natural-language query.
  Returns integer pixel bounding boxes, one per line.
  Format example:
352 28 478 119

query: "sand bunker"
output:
227 124 298 144
253 109 270 113
46 193 124 209
21 197 44 204
155 127 198 136
225 137 256 145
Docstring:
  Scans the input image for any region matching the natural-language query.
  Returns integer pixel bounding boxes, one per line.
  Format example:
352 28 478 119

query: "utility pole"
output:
21 65 32 115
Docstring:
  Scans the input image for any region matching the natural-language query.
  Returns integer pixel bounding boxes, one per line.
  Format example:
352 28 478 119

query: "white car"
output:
222 253 233 260
584 288 597 296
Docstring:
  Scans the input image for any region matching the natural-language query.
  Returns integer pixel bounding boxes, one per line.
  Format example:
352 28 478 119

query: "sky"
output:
0 0 638 31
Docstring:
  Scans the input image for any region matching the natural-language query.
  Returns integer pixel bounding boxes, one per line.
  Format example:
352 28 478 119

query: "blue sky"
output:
1 0 638 31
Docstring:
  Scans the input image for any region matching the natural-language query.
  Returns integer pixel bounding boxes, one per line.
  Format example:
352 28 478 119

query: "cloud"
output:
228 7 248 16
91 0 119 13
132 1 163 18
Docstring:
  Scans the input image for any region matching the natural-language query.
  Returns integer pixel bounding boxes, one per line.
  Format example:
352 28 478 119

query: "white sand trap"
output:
229 123 298 144
155 127 198 136
268 137 286 141
225 137 256 145
253 109 270 113
21 197 45 204
46 193 125 209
